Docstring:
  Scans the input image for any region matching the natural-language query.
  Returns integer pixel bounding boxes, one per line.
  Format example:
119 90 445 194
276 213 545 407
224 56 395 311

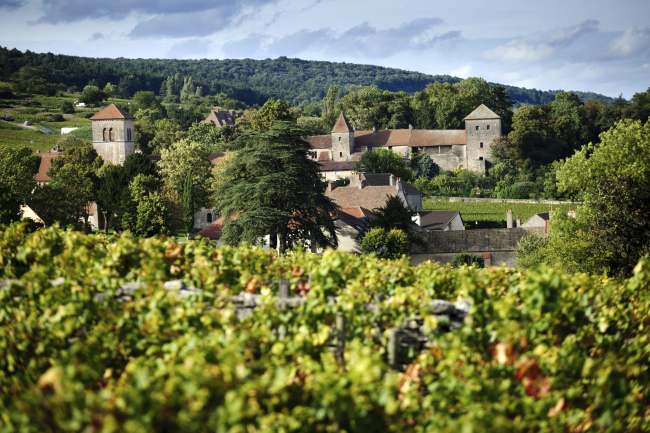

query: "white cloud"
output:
166 38 212 59
482 20 600 64
602 26 650 59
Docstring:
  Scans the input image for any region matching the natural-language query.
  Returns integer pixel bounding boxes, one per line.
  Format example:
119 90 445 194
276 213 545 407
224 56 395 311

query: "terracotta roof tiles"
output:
326 185 398 211
307 135 331 149
360 173 422 196
35 154 61 183
90 104 135 120
195 216 224 240
331 112 353 133
318 161 356 171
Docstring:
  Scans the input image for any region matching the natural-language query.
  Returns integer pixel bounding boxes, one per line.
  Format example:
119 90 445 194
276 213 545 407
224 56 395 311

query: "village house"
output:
200 109 241 127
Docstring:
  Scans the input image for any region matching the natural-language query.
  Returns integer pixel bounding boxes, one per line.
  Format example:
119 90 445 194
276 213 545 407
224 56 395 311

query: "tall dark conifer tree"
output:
216 121 338 254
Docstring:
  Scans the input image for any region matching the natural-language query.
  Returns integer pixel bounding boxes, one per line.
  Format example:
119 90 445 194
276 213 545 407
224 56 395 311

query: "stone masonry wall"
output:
465 118 500 173
412 227 546 254
426 144 465 171
331 131 354 161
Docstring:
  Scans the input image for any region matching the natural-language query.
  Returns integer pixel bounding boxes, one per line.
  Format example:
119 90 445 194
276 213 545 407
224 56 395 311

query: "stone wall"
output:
425 144 465 171
92 118 135 165
331 131 354 161
412 226 545 255
411 251 518 268
446 197 581 205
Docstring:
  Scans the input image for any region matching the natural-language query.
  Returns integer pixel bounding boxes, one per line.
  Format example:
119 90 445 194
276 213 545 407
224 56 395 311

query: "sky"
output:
0 0 649 99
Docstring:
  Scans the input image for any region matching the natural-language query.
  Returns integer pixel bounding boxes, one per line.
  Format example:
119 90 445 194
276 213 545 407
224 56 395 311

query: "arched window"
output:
207 213 213 223
109 128 115 141
103 128 108 141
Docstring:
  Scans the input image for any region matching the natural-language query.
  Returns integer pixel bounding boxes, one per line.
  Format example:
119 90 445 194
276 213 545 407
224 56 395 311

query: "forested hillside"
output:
0 46 615 107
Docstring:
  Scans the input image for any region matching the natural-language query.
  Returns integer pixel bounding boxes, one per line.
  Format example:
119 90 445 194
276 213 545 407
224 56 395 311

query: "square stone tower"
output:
464 104 501 175
90 104 136 165
331 112 355 161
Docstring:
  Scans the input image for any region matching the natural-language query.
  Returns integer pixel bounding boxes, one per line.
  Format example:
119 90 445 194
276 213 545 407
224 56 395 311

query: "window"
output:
127 128 132 141
479 157 484 160
109 128 115 141
338 137 341 141
335 170 341 175
207 213 213 223
476 125 479 131
480 142 484 148
339 152 342 157
388 146 392 150
103 128 108 141
486 125 491 130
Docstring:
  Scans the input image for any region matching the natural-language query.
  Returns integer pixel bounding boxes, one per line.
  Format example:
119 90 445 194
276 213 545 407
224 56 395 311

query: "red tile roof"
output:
353 129 466 148
35 154 61 183
331 112 353 133
307 135 331 148
318 161 357 171
336 206 373 232
318 151 330 161
195 216 224 240
208 152 226 164
326 185 398 210
201 109 240 127
409 129 466 146
360 173 422 196
90 104 135 120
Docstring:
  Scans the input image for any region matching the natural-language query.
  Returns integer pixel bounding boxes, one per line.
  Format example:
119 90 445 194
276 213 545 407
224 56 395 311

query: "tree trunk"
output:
279 224 287 255
269 229 277 250
104 211 112 234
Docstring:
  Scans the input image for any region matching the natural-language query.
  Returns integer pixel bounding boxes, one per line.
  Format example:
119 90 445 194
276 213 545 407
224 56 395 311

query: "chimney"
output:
389 174 396 186
516 215 521 227
326 181 333 192
506 209 513 229
412 212 421 226
372 126 376 134
396 177 404 193
350 172 361 189
567 207 577 219
409 124 413 131
549 205 556 218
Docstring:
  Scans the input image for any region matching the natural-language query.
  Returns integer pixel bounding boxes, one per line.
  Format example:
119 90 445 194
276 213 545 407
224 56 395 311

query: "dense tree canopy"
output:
0 147 39 226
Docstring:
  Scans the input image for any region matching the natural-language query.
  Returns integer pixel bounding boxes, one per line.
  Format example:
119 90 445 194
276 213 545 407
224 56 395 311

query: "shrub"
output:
516 233 549 269
450 252 484 268
59 100 75 114
56 134 88 150
359 227 410 260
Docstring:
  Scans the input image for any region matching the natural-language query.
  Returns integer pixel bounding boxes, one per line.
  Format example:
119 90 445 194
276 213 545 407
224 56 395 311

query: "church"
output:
308 104 502 181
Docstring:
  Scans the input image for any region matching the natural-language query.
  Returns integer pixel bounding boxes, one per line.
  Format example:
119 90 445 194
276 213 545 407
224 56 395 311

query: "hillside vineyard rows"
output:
1 224 649 432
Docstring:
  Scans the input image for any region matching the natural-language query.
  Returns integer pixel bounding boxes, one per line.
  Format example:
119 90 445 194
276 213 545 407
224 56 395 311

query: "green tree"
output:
250 98 298 131
550 118 650 278
59 100 75 114
362 195 419 244
415 154 440 179
159 139 213 209
47 146 103 230
56 134 87 151
96 163 123 233
359 227 410 260
28 183 82 229
128 174 173 237
515 233 549 269
303 104 322 117
354 148 413 181
80 88 107 106
0 147 39 226
216 122 338 253
183 172 196 235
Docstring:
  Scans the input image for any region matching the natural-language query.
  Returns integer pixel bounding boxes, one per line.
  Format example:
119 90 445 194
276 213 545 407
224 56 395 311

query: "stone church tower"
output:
464 104 501 174
331 112 355 161
90 104 136 165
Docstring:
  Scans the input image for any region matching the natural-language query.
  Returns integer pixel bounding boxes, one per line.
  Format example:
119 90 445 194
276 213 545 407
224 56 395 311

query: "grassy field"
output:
423 199 577 229
42 117 92 129
0 128 61 152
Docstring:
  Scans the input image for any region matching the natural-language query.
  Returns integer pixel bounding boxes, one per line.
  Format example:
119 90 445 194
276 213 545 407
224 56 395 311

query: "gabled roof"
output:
307 135 331 149
195 216 224 240
331 112 353 133
336 206 373 232
201 109 239 127
90 103 135 120
464 104 500 120
35 154 61 183
318 161 356 171
360 173 422 196
419 211 461 231
318 151 330 161
326 185 399 211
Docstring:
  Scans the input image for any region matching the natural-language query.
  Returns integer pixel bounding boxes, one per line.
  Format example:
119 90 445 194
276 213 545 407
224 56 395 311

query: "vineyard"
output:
423 199 577 229
1 223 649 432
0 128 60 152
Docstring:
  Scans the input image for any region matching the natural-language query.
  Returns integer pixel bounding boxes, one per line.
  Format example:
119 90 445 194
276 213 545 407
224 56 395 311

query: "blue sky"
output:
0 0 648 98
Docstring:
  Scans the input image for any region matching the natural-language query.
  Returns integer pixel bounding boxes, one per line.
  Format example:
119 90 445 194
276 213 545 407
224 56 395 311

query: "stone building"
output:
309 104 502 180
201 109 241 127
90 104 136 165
